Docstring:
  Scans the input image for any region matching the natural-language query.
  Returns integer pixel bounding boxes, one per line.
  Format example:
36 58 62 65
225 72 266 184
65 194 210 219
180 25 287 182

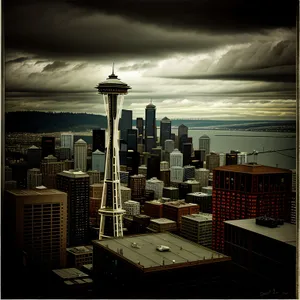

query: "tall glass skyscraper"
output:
160 117 171 149
119 109 132 141
145 102 156 152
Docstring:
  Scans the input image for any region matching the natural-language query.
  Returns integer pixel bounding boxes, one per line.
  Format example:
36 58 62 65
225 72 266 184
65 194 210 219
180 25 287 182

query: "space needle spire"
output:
95 67 131 239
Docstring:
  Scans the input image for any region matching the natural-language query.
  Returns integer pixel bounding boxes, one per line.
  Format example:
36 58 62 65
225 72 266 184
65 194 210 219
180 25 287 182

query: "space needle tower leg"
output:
96 66 131 239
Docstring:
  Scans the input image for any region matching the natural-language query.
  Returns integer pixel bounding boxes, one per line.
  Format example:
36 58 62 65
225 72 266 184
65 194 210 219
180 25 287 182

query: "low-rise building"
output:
148 218 177 232
66 245 93 267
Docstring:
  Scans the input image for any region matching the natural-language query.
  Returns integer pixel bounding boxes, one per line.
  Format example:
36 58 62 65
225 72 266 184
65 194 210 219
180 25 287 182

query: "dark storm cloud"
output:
67 0 296 33
6 57 29 64
43 61 69 72
4 0 296 63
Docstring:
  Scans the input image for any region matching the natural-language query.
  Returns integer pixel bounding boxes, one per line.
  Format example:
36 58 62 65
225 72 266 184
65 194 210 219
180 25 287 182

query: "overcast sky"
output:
4 0 297 120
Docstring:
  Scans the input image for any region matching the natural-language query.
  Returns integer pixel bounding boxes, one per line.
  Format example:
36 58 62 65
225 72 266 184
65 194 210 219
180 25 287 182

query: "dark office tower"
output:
56 170 90 247
136 117 144 142
27 145 42 168
171 133 176 141
179 134 189 152
226 153 238 165
182 143 192 166
178 124 188 147
92 129 105 153
145 102 157 152
127 129 138 152
147 155 160 179
179 182 191 200
42 137 55 159
194 150 206 167
119 150 128 166
160 170 171 187
212 164 292 253
10 161 29 188
127 150 140 176
119 109 133 141
152 147 163 160
160 117 171 149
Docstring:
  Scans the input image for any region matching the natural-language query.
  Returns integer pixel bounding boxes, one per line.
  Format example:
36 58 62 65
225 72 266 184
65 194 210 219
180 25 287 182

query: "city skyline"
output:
4 0 296 119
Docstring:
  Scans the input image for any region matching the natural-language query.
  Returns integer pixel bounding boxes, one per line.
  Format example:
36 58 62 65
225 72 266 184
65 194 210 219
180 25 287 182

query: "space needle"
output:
96 65 131 239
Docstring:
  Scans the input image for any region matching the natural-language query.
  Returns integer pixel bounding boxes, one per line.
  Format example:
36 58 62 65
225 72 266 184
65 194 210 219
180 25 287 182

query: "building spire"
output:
150 98 152 104
112 62 115 75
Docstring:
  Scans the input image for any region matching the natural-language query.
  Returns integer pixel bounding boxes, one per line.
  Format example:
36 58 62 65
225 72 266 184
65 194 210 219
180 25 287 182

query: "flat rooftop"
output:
53 268 89 280
214 164 291 174
67 245 93 255
93 232 229 272
224 219 296 246
163 201 198 208
6 189 66 196
182 213 213 222
150 218 177 225
57 170 89 178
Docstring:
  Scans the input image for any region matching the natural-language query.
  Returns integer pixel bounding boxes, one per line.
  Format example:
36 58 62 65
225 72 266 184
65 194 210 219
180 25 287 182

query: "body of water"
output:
172 129 296 170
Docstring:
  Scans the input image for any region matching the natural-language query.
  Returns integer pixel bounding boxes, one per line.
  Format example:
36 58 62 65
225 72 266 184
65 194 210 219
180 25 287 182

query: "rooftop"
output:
75 138 87 144
146 200 163 206
58 170 89 178
164 200 198 208
214 164 292 174
67 245 93 255
187 192 209 197
200 134 210 139
93 232 229 272
224 219 296 246
6 189 66 196
53 268 89 280
182 213 213 222
93 149 105 154
150 218 177 225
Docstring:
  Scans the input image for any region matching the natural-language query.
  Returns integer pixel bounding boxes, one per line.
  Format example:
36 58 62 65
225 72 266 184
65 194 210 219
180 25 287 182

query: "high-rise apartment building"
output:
61 132 74 154
178 124 188 142
4 189 67 269
160 161 169 171
41 161 65 189
138 165 148 177
170 148 183 167
130 174 146 201
92 150 105 173
195 168 210 189
56 170 90 246
165 139 175 153
74 139 87 172
87 170 101 185
92 129 106 153
27 168 43 189
90 183 103 227
219 153 226 167
212 164 292 252
183 165 195 181
41 137 55 159
160 117 171 149
206 152 220 171
124 200 140 216
120 186 131 206
145 102 156 152
27 145 42 168
170 166 184 182
199 135 210 157
146 177 164 199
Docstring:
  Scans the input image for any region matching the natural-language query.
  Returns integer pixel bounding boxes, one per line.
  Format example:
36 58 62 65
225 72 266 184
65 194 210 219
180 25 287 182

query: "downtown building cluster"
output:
3 74 296 299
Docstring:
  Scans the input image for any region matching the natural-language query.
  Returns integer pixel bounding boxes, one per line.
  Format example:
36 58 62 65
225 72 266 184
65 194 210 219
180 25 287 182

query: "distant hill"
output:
4 111 296 133
5 111 107 133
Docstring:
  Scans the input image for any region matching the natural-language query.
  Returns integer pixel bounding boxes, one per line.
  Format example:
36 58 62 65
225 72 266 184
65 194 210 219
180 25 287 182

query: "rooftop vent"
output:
156 245 170 252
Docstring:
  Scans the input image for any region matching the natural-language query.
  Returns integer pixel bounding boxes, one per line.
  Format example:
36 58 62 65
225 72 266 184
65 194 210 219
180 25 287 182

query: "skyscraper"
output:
4 189 67 269
206 152 220 171
96 67 131 239
41 161 65 189
41 137 55 159
182 143 192 166
127 129 138 152
136 117 144 144
199 135 210 157
212 164 292 252
170 148 183 167
56 170 90 246
119 109 133 141
92 150 105 173
27 168 43 189
160 117 171 149
92 129 106 153
74 139 87 171
27 145 42 168
61 132 74 155
145 101 156 152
